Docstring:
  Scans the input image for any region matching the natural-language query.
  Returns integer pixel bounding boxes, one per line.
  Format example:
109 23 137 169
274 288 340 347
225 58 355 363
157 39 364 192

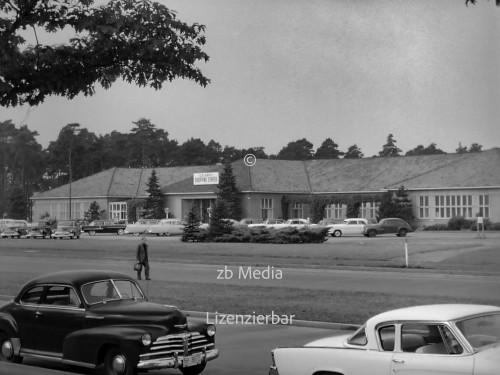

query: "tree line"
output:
0 118 487 220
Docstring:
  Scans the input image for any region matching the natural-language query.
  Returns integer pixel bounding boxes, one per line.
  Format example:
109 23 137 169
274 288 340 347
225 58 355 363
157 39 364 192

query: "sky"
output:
1 0 499 157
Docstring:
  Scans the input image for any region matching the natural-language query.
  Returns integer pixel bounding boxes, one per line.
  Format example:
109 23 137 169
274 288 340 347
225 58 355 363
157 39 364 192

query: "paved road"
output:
1 253 499 301
0 323 342 375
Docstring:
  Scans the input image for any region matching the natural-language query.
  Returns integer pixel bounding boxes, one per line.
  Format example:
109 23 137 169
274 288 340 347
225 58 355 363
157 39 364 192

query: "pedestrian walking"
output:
136 236 151 280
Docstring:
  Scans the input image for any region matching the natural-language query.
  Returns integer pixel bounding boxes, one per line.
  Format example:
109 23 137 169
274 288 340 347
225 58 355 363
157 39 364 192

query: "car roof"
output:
367 304 500 327
24 270 132 288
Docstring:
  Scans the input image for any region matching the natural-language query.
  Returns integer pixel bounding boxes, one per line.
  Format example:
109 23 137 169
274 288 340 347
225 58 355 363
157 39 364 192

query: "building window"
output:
418 196 429 219
291 202 303 218
435 195 472 219
261 199 273 219
479 195 489 218
360 202 379 220
110 202 128 222
325 203 345 219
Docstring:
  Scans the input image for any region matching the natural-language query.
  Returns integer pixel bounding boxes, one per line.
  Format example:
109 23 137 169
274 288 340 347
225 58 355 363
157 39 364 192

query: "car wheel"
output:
88 230 96 236
180 363 207 375
103 347 136 375
0 332 23 364
332 230 342 237
367 229 377 237
133 232 140 237
117 229 125 236
398 228 408 237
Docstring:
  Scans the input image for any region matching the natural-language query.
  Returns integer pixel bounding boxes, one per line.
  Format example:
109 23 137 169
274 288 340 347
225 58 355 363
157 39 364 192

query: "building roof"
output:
31 148 500 200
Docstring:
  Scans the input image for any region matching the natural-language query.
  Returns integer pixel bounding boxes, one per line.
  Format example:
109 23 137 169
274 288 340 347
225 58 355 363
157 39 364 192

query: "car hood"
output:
304 332 351 348
471 344 500 373
87 300 187 327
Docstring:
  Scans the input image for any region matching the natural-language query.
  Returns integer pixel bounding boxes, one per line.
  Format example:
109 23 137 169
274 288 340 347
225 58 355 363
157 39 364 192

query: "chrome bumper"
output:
137 348 219 370
269 365 280 375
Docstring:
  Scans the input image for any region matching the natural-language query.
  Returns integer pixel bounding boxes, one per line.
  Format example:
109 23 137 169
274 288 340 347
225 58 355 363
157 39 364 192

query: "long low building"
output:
31 148 500 226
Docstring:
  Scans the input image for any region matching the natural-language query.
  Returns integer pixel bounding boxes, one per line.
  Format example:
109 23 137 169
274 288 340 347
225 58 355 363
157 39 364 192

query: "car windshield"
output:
455 313 500 350
81 279 145 305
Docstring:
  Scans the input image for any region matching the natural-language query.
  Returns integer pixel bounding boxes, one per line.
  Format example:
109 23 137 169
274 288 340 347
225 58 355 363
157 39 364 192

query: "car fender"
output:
63 325 167 366
0 312 19 337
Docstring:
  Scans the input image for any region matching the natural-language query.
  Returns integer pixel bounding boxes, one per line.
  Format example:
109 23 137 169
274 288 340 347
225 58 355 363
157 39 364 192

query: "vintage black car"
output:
26 219 57 239
0 270 218 375
82 220 127 236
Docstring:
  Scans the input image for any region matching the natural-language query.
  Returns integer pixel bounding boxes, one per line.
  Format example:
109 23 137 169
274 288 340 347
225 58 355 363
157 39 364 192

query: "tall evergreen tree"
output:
182 204 201 242
217 163 242 220
208 199 233 239
315 138 344 159
84 201 105 223
378 134 402 157
377 185 414 224
142 169 164 219
344 144 364 159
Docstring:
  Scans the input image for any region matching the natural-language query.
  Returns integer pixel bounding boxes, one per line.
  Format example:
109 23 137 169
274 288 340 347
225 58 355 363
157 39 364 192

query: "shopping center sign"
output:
193 172 219 185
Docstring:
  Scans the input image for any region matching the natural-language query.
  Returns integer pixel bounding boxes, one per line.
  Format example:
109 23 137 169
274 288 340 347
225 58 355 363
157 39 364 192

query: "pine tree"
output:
84 201 105 223
217 163 242 220
182 204 201 242
143 169 164 219
208 199 233 239
378 134 402 157
377 185 414 224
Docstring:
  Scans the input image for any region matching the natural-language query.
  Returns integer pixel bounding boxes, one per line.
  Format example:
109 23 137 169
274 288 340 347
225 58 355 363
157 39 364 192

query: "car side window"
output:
347 325 368 346
43 285 81 307
20 286 44 305
408 324 464 355
379 325 396 351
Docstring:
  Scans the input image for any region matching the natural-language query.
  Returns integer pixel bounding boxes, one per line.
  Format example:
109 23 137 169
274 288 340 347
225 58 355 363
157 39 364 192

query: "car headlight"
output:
206 324 216 337
141 333 152 346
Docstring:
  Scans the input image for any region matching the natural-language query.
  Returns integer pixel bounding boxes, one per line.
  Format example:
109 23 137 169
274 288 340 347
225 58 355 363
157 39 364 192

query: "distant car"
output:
328 218 370 237
317 218 343 227
268 218 315 230
26 219 57 239
124 219 160 236
147 219 186 236
0 270 218 375
239 218 263 225
0 219 29 238
248 219 286 228
51 220 82 239
270 304 500 375
362 218 413 237
82 220 127 236
199 219 244 230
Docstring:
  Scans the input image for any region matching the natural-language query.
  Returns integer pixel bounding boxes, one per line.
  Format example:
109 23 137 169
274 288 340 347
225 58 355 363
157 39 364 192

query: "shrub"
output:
421 224 448 231
447 216 472 230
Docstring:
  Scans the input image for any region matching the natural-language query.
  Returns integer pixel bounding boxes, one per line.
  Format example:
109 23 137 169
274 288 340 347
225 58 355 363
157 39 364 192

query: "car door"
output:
11 285 44 349
34 285 85 354
391 323 474 375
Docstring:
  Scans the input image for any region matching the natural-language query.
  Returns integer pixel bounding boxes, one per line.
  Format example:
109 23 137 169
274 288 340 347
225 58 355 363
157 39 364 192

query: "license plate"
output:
183 353 203 367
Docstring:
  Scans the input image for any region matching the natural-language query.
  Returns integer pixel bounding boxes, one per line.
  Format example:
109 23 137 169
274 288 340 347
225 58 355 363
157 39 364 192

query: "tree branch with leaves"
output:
0 0 210 107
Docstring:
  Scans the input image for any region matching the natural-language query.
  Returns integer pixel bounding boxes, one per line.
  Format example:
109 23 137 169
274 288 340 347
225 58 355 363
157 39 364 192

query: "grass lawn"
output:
1 231 499 324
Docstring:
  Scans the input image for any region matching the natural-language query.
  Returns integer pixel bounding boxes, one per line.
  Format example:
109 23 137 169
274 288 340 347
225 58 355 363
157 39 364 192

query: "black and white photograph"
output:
1 0 500 374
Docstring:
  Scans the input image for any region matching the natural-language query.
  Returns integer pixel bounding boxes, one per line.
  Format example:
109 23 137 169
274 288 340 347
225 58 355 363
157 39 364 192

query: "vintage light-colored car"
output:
147 219 186 236
267 218 315 230
248 219 286 228
0 219 29 238
199 219 244 230
327 218 370 237
270 304 500 375
124 219 160 236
